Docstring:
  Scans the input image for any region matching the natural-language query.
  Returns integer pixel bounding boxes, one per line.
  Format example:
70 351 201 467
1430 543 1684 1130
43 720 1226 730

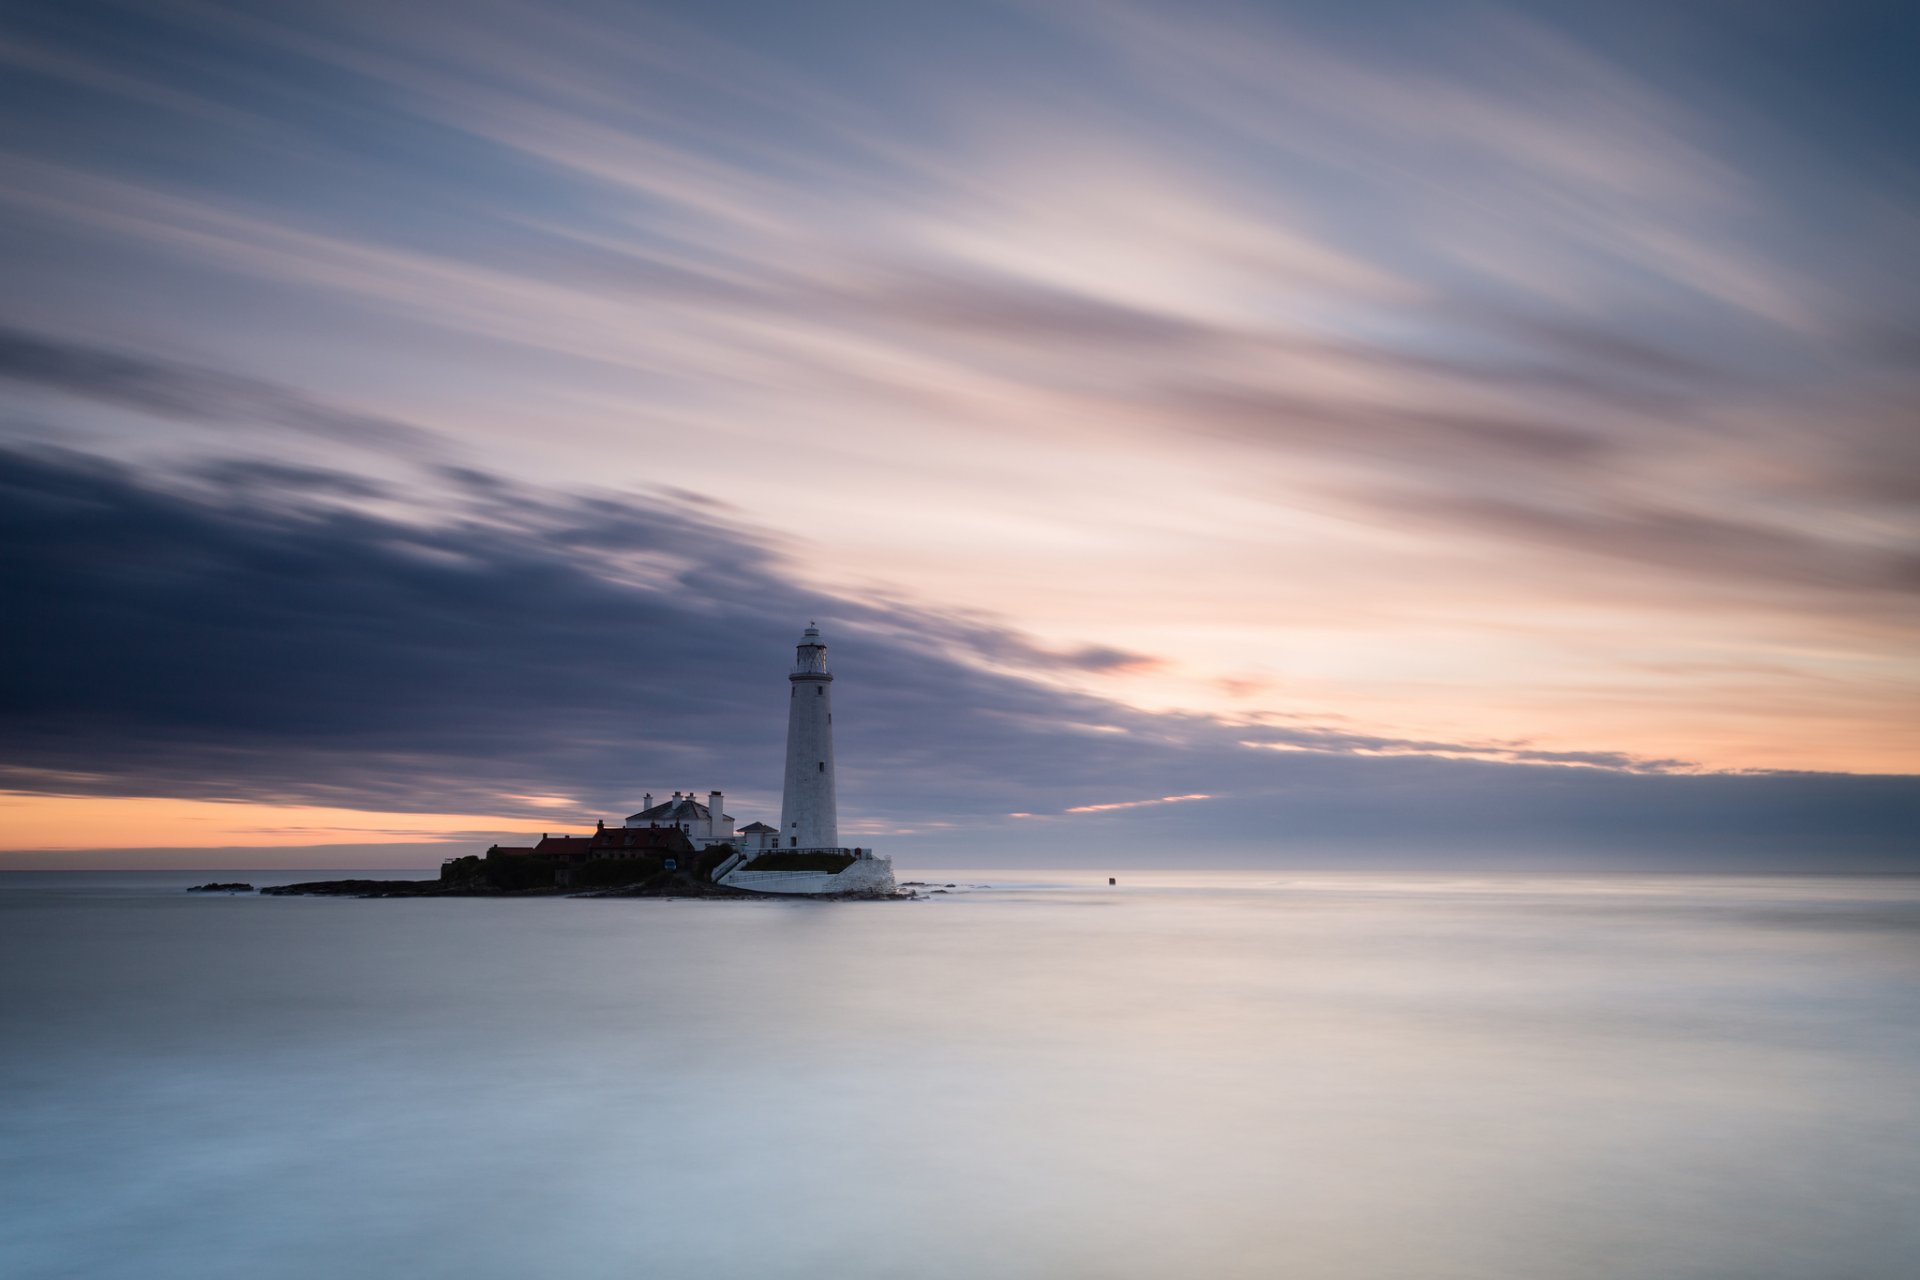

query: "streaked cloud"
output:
0 0 1915 860
3 441 1915 868
0 323 434 453
1062 794 1216 815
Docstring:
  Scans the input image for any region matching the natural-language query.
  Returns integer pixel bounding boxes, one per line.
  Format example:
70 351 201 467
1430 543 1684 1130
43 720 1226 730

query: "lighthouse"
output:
779 622 838 849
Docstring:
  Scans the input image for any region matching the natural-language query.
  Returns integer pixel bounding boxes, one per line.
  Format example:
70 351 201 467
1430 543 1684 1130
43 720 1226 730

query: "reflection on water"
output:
2 869 1917 1278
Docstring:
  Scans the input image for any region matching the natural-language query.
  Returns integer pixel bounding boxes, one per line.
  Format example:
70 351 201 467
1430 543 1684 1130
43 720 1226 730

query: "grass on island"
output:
740 851 857 874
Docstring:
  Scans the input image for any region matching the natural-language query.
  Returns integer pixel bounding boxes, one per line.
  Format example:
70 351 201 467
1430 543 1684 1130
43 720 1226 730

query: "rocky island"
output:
263 625 900 901
262 848 900 900
264 844 761 898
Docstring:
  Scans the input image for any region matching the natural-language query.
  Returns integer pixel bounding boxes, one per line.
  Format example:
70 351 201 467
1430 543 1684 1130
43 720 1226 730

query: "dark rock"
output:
574 873 757 899
261 879 448 897
186 882 254 893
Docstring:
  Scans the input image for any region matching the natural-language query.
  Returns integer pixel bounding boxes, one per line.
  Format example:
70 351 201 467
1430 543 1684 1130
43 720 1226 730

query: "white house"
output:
735 821 781 853
624 790 737 850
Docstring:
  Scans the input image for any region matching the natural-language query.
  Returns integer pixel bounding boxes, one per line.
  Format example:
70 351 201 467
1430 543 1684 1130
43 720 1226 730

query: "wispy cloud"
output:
0 323 435 454
4 441 1915 867
1063 793 1215 814
0 0 1914 805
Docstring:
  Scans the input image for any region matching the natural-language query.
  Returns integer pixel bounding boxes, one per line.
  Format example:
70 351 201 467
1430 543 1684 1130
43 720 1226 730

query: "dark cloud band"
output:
4 444 1915 867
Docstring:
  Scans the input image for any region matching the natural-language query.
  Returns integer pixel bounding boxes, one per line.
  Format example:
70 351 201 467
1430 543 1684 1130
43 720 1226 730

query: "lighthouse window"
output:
815 686 823 695
818 761 825 772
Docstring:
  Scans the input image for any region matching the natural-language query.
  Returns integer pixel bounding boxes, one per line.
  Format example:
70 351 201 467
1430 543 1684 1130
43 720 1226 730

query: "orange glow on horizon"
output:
0 792 569 852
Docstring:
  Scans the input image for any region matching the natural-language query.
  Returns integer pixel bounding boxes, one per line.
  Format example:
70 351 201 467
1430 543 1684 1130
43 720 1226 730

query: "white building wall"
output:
722 855 895 896
779 626 838 849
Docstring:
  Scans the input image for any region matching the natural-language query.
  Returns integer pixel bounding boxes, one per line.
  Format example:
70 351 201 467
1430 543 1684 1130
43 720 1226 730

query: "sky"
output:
1 0 1916 869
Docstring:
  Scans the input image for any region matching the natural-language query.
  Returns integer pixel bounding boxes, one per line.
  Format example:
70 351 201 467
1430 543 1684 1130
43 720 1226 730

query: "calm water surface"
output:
2 869 1917 1278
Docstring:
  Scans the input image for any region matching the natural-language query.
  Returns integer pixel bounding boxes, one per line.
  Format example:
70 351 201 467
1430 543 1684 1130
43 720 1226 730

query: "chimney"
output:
643 793 653 810
709 790 726 835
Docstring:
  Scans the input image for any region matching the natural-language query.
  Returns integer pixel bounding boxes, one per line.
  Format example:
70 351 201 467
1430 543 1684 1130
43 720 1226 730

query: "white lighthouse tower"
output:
779 622 838 850
715 623 894 894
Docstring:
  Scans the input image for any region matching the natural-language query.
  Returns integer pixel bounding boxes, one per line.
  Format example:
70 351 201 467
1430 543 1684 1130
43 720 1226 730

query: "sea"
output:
2 868 1917 1279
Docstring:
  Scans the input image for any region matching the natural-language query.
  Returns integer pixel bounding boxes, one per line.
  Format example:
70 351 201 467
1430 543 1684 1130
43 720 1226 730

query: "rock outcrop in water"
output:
260 869 774 899
262 879 446 897
186 882 254 893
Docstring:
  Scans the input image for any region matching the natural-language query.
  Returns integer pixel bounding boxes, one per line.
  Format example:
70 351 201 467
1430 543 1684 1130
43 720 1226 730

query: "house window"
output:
791 837 798 847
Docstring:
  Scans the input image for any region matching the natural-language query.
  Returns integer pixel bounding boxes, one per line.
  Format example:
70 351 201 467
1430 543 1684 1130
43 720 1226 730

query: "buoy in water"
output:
1109 877 1117 885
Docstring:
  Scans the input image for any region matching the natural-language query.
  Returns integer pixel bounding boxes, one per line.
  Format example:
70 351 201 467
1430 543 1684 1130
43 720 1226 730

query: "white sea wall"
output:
721 856 895 897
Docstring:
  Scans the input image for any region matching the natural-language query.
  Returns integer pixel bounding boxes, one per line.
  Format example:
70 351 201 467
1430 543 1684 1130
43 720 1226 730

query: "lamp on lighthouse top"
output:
792 622 831 678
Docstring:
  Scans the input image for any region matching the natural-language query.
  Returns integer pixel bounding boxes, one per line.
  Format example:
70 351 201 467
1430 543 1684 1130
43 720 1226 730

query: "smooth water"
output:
2 869 1917 1279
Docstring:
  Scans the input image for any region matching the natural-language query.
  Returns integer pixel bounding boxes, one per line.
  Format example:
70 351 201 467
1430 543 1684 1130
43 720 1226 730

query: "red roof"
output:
533 835 594 856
